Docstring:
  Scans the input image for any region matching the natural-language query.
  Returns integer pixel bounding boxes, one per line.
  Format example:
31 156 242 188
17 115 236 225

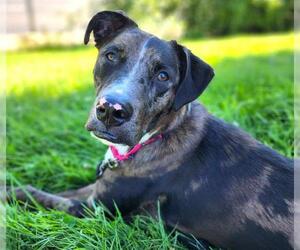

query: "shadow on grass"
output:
202 50 293 156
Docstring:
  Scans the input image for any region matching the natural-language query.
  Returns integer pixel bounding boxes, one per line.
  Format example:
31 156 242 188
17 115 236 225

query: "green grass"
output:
6 32 295 249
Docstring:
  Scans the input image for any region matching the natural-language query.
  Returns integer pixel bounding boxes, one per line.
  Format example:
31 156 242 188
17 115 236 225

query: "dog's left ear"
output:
84 10 138 47
171 41 215 111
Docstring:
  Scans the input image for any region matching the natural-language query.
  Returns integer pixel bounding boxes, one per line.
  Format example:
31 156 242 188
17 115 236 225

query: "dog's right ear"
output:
84 11 138 47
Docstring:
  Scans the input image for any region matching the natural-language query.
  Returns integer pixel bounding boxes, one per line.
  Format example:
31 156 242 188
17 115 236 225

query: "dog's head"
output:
84 11 214 146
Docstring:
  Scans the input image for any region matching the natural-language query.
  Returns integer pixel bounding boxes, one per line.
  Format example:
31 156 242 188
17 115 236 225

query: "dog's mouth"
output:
91 130 118 144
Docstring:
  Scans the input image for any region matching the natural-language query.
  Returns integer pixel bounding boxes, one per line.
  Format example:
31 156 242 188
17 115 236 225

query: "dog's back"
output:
162 113 293 249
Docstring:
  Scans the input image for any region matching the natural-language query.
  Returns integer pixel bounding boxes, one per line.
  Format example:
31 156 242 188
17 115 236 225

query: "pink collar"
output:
109 134 163 161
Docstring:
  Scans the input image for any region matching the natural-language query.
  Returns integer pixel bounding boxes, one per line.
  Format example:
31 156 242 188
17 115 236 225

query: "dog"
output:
11 11 293 250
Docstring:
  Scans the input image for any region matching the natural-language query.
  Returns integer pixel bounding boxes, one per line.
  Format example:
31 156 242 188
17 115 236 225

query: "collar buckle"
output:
96 159 119 179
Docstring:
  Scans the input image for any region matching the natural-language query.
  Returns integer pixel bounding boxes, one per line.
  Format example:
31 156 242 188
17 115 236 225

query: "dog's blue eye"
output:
106 52 116 61
157 71 169 81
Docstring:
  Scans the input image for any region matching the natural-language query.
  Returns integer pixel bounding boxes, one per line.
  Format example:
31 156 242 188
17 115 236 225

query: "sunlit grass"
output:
6 48 96 96
6 32 295 249
183 32 296 64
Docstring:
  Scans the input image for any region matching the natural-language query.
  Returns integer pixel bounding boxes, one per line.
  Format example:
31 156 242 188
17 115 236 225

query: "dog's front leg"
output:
9 184 95 217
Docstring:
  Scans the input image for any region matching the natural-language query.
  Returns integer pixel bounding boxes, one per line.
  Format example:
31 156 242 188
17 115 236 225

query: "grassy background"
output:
6 32 295 249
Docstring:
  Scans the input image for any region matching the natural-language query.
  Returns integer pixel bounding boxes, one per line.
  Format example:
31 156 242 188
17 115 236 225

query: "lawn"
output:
6 32 295 249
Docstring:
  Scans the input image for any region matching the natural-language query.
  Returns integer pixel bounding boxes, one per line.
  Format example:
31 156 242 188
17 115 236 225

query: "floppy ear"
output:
84 11 138 47
172 42 214 111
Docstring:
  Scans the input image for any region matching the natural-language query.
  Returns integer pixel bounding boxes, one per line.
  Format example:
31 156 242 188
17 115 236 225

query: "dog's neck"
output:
156 103 192 135
157 101 208 154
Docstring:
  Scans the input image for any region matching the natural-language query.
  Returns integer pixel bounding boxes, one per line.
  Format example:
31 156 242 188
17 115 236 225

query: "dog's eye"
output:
106 52 117 61
157 71 169 81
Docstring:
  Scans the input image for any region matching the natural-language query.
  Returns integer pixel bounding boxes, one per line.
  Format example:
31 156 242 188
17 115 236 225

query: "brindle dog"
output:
11 11 293 250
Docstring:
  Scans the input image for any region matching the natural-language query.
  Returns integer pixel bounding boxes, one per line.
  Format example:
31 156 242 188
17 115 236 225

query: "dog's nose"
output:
96 96 133 127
